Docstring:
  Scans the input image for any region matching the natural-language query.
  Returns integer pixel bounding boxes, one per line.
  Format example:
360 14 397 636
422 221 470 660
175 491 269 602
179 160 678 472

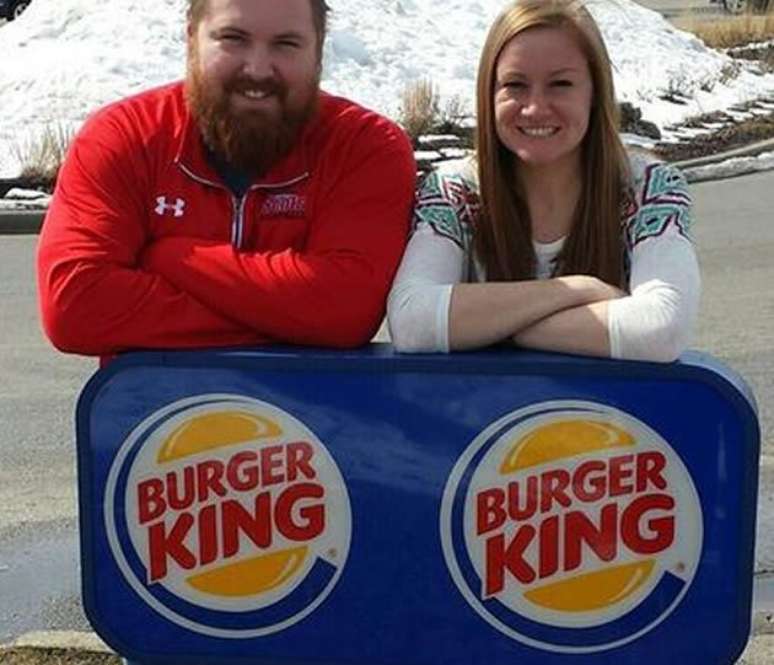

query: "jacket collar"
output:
174 83 315 190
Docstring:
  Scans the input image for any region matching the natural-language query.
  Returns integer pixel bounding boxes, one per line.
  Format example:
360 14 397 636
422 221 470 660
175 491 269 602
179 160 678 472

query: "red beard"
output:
185 52 319 176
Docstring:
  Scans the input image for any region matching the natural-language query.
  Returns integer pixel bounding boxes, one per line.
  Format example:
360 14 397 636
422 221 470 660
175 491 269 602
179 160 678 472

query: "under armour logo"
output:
155 196 186 218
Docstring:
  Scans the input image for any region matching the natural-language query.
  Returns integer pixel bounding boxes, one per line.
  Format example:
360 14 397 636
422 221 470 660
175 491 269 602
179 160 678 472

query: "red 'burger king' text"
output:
135 441 325 582
475 451 675 596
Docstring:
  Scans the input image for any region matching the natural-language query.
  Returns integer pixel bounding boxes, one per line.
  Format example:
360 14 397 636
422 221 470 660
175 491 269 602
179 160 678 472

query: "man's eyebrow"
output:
210 24 249 35
274 30 309 41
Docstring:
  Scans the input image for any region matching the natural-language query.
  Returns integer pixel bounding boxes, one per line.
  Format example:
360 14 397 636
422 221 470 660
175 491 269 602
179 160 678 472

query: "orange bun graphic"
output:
187 546 308 597
499 420 634 474
157 411 283 462
523 560 655 612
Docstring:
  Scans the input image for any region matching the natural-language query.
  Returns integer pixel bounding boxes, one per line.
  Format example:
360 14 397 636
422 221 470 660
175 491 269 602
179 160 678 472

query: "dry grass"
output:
655 111 774 162
10 123 74 190
398 78 440 146
674 10 774 49
438 93 469 132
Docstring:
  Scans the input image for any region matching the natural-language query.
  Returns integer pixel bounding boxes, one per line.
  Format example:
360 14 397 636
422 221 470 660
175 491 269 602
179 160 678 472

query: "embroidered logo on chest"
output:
260 194 306 218
155 196 186 218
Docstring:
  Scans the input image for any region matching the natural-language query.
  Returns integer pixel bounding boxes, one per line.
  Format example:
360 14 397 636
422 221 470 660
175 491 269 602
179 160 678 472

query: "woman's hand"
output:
560 275 626 303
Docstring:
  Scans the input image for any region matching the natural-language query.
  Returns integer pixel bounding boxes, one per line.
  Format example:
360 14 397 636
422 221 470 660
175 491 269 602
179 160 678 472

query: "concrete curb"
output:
0 631 119 663
0 210 44 235
2 621 774 663
740 635 774 665
4 630 113 652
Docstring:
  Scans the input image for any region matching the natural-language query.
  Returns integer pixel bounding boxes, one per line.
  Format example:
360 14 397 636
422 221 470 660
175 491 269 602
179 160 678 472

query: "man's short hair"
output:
188 0 331 48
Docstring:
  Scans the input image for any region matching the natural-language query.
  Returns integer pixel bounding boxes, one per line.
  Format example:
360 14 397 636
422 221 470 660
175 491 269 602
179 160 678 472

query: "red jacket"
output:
37 82 415 355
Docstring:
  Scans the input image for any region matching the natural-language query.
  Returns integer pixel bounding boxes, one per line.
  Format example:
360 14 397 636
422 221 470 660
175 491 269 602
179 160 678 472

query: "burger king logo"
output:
104 394 351 638
440 400 702 653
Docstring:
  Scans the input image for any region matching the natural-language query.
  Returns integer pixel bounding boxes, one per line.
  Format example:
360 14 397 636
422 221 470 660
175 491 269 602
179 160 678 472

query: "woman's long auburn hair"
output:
475 0 630 287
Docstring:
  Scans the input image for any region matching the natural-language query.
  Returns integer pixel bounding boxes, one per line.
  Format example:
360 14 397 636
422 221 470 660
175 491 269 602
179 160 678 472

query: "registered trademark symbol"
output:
327 548 338 559
675 562 686 573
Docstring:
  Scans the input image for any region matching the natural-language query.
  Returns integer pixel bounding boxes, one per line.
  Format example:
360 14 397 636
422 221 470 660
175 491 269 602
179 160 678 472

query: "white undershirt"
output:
534 236 565 279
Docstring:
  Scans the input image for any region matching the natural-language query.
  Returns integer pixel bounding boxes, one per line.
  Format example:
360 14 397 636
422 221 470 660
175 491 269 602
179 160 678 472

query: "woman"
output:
387 0 699 362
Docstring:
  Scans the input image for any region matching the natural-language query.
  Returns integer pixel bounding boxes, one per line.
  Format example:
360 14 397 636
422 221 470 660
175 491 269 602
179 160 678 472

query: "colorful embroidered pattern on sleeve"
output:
623 163 694 251
413 169 478 251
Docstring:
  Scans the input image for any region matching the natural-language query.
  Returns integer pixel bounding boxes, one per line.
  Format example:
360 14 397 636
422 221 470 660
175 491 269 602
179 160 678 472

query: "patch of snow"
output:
5 187 50 200
683 150 774 182
0 0 772 177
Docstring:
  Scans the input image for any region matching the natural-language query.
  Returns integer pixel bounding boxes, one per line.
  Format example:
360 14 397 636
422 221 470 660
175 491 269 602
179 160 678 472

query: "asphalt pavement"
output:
0 234 93 643
692 168 774 450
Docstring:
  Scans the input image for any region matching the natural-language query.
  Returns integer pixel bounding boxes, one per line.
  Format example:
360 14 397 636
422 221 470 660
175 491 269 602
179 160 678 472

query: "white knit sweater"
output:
387 154 700 362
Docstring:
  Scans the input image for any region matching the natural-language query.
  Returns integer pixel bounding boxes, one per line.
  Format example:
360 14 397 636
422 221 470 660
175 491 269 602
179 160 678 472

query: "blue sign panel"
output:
76 346 759 665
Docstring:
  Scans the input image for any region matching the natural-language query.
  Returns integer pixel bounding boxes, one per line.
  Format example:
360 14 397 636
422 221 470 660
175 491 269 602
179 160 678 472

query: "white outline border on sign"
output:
103 393 351 639
438 399 703 654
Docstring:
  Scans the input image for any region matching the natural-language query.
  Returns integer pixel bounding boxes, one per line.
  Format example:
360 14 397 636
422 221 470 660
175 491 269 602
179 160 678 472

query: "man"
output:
37 0 416 358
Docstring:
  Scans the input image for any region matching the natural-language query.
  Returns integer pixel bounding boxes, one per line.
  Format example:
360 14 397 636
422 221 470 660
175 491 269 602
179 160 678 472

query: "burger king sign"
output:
440 400 703 654
78 348 758 665
104 394 351 638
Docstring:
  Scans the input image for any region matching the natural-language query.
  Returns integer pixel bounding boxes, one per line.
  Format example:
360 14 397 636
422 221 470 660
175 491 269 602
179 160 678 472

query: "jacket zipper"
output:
232 194 248 249
177 162 311 251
